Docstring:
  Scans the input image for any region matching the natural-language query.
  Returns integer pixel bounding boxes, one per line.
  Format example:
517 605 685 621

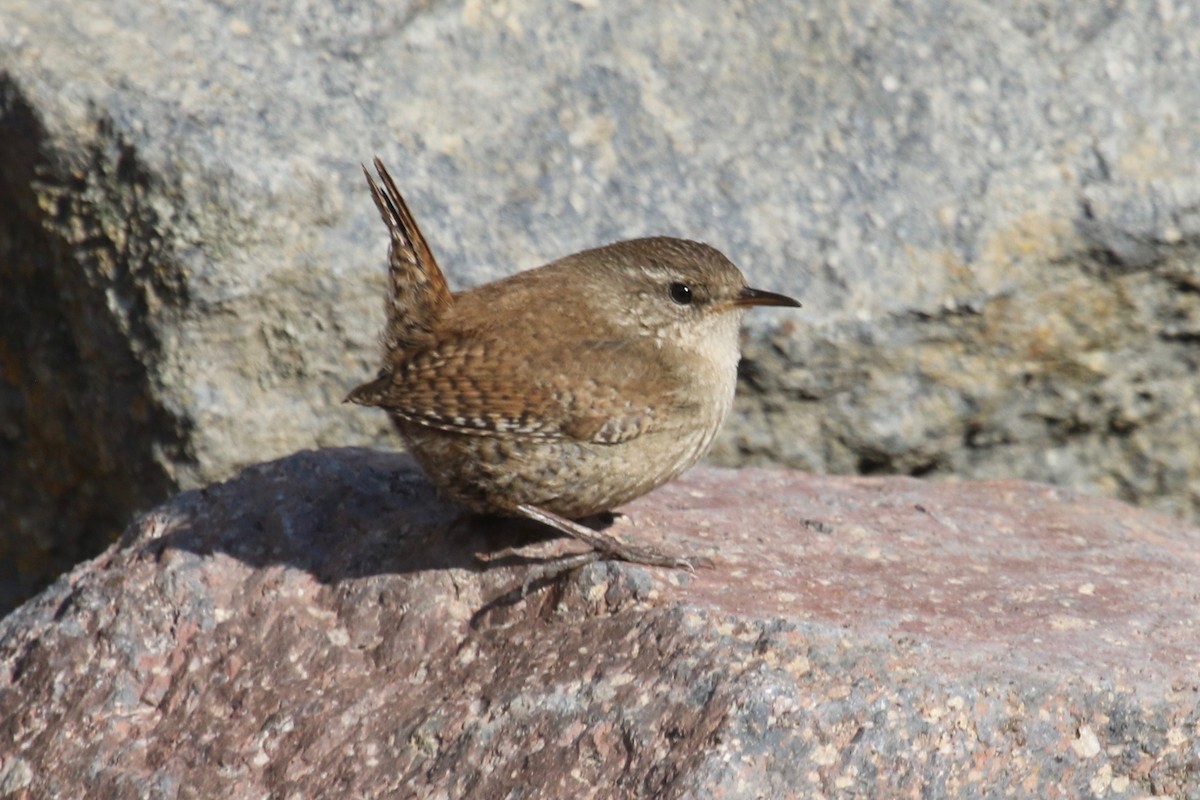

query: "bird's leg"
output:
513 503 709 571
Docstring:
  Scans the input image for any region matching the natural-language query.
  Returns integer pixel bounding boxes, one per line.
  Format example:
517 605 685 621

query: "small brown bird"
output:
348 159 799 570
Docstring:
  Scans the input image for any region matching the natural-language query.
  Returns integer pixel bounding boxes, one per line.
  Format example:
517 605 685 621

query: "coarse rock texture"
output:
3 3 1200 607
2 449 1198 798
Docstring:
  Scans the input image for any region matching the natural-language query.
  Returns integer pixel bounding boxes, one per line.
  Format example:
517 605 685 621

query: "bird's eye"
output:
668 282 693 305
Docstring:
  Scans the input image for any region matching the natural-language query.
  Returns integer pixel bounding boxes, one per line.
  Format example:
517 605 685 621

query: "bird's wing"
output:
346 335 697 444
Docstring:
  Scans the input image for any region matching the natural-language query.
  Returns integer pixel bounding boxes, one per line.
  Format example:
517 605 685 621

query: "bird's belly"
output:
395 419 721 519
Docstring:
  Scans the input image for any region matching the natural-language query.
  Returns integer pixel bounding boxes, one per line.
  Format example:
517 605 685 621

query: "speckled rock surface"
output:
4 0 1200 614
2 449 1197 798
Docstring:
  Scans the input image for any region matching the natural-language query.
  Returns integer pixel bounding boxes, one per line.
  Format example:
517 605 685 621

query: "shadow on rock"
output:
131 447 565 584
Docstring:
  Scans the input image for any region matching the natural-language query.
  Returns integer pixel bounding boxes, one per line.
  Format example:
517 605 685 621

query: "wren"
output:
347 158 799 570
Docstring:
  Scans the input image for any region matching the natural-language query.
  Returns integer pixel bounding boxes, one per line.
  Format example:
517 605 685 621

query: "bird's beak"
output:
734 286 801 308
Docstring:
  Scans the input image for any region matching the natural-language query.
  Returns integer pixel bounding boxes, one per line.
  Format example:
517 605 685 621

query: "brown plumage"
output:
361 159 452 356
348 159 799 569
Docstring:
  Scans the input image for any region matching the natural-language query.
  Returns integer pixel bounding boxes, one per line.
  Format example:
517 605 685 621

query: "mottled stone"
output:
5 0 1200 613
2 450 1197 798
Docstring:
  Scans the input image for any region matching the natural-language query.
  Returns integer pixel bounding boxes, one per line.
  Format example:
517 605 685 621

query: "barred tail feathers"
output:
362 158 453 356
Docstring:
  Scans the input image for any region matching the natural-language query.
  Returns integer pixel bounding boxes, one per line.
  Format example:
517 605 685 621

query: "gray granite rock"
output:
2 450 1198 798
3 2 1200 610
